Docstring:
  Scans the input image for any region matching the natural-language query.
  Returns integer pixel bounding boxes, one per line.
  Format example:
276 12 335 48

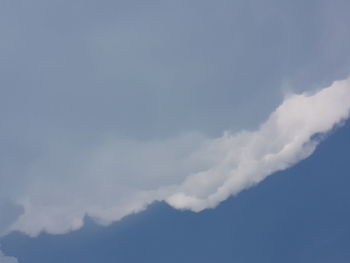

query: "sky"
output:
0 0 350 262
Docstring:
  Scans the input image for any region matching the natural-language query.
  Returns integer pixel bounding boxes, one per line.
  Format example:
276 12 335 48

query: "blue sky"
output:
1 0 350 262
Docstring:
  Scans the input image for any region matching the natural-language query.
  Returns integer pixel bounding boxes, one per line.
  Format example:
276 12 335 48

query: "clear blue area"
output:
2 120 350 262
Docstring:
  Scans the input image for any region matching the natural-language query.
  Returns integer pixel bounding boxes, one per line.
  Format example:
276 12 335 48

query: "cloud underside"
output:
4 78 350 237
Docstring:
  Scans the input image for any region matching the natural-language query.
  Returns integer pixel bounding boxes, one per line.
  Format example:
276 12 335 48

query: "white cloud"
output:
166 77 350 210
3 77 350 237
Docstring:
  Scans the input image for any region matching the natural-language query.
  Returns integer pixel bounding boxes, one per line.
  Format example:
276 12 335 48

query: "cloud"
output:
1 77 349 237
0 249 18 263
0 9 349 263
166 77 350 210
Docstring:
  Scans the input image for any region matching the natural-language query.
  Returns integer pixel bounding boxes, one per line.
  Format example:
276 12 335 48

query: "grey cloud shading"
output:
1 0 350 239
1 0 350 139
0 202 23 237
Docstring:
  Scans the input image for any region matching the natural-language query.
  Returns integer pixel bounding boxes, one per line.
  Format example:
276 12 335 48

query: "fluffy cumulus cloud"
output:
1 77 349 237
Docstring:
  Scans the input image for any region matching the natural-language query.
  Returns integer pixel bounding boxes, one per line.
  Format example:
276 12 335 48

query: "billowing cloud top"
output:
3 77 350 237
